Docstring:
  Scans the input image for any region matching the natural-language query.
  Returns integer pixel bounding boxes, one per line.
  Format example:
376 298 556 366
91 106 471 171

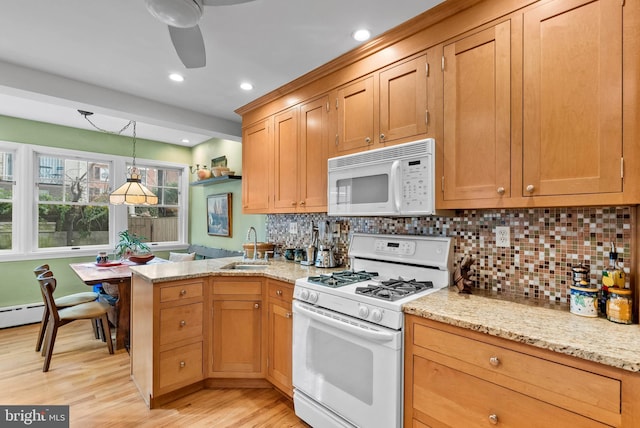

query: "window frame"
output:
0 141 189 262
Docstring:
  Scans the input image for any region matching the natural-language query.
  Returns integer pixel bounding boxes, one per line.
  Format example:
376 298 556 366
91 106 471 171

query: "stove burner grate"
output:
355 278 433 301
307 270 378 288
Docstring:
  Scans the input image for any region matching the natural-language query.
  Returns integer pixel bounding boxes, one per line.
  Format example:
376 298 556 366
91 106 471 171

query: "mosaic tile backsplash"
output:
266 206 633 304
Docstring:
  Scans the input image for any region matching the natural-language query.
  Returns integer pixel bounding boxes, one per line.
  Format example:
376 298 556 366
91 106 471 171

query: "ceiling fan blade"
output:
168 25 206 68
202 0 256 6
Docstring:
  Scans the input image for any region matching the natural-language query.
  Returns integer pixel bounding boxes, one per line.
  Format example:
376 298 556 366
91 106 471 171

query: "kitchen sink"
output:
221 263 269 270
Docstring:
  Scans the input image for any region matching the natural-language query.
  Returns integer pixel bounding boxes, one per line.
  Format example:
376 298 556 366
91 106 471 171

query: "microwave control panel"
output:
401 157 430 209
374 239 416 256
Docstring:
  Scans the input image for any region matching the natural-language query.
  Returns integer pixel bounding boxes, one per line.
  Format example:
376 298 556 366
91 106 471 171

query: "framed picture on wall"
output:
207 193 232 237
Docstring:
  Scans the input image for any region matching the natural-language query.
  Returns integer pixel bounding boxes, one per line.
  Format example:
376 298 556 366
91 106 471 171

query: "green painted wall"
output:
189 138 266 251
0 115 192 308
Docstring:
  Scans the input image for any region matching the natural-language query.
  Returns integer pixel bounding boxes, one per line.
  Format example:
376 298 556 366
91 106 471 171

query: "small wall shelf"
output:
190 175 242 186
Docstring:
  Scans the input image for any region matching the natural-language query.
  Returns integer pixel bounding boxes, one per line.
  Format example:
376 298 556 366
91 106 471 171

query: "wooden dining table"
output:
69 258 167 351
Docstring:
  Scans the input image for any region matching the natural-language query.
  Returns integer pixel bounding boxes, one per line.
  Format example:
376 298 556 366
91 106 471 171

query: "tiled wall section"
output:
266 206 633 304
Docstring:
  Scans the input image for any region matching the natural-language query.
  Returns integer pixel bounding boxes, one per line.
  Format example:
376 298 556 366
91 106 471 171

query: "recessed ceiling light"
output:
181 138 190 143
352 29 371 42
240 82 254 91
169 73 185 82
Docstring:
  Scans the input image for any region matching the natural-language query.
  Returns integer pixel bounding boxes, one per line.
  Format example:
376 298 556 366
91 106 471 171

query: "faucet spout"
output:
247 226 258 260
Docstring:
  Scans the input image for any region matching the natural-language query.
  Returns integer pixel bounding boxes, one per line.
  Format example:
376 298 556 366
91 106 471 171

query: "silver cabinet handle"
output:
285 312 292 318
489 414 498 425
365 137 371 144
489 356 500 366
254 303 260 309
180 289 187 296
526 184 535 193
299 201 305 205
497 187 505 195
380 133 385 141
179 361 185 368
276 290 283 296
180 320 186 327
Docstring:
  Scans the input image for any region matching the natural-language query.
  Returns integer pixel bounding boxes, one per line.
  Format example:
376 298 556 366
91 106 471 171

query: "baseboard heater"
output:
0 303 44 328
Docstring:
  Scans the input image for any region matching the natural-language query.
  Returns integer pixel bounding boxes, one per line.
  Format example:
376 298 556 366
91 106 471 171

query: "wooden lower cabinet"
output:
210 277 265 378
266 279 293 397
404 315 640 427
131 276 206 408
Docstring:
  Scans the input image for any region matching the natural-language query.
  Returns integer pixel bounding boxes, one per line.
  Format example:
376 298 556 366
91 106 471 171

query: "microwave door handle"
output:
390 160 402 213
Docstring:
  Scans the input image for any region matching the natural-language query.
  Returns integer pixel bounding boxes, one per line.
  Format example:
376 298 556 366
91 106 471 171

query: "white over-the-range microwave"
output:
328 138 437 217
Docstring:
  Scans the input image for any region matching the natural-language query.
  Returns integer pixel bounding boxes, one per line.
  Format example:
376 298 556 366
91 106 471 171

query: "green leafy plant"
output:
114 230 151 259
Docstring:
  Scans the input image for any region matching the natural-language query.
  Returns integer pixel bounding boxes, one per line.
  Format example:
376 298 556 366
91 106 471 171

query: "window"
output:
0 141 188 260
126 164 181 244
37 154 110 248
0 150 14 250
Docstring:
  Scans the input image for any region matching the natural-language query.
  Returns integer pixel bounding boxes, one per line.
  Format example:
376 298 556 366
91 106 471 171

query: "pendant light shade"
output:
109 170 159 205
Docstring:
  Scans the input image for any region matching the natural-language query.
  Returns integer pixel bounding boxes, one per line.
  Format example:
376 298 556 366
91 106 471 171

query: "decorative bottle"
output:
600 243 625 316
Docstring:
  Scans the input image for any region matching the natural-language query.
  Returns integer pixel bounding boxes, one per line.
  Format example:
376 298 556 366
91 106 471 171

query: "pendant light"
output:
78 110 158 205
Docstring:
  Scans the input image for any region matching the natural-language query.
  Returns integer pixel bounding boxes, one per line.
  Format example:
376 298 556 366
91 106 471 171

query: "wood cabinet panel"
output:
158 342 203 392
242 118 272 213
159 281 203 303
211 299 262 375
522 0 623 197
273 107 299 210
266 279 293 397
299 95 329 211
442 21 512 201
334 75 376 155
159 302 203 347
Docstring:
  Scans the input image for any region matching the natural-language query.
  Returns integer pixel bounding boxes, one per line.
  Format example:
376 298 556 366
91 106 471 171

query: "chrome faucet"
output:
247 226 258 260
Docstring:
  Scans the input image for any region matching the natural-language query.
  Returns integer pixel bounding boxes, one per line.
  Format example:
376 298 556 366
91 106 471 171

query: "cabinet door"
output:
334 75 375 155
379 55 427 146
242 118 272 213
299 95 329 212
211 300 262 375
443 21 512 201
522 0 622 197
273 107 299 211
267 299 292 397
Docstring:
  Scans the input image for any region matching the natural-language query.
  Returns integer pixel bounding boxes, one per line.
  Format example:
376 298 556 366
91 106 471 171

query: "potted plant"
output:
114 230 153 262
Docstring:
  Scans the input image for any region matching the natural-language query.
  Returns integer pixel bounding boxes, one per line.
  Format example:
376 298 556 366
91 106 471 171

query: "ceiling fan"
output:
144 0 256 69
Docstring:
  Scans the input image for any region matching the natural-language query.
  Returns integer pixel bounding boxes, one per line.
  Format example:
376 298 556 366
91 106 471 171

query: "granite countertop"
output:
129 256 345 285
404 288 640 373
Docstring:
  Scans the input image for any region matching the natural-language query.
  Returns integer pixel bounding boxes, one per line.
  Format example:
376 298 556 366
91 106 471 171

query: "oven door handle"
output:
293 300 396 342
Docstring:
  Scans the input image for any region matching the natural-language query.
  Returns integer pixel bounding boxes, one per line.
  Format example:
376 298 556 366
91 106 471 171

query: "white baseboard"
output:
0 303 44 328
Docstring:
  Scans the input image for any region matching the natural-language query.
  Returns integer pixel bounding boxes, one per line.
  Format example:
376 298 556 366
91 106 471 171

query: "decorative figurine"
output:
454 254 476 294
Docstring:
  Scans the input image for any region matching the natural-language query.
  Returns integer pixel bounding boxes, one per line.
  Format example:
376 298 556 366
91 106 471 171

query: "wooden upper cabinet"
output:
242 118 272 213
442 21 512 202
522 0 623 197
273 107 299 211
299 95 330 212
379 54 428 146
334 75 376 155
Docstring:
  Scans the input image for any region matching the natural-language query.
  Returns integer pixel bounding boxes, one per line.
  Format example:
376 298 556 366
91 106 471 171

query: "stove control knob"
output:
308 291 319 303
300 289 310 301
358 306 370 318
371 309 383 322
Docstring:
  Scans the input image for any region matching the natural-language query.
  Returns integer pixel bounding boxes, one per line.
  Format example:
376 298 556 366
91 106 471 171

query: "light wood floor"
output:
0 320 307 427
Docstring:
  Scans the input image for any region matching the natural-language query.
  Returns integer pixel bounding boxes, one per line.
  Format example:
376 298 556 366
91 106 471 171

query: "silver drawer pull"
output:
489 414 498 425
526 184 535 193
276 290 283 296
489 356 500 366
285 312 292 318
179 361 185 368
180 320 186 327
180 289 187 296
254 303 260 309
497 187 505 195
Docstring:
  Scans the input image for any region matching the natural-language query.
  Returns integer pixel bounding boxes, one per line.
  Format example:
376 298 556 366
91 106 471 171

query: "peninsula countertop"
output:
404 288 640 373
128 256 345 285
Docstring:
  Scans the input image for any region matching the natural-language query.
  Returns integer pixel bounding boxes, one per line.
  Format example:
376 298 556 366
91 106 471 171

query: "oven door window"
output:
292 301 401 428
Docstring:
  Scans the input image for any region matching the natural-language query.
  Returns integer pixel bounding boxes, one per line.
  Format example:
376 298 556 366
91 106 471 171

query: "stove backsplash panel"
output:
265 207 632 304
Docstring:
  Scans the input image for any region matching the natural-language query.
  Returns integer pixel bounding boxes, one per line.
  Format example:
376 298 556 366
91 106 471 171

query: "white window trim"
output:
0 141 189 262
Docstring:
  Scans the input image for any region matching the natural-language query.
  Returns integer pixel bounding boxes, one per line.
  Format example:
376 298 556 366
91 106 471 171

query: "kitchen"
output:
1 0 640 427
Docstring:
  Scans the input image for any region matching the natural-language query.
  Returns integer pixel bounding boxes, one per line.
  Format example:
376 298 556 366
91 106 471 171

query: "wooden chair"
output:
33 264 100 352
37 274 114 372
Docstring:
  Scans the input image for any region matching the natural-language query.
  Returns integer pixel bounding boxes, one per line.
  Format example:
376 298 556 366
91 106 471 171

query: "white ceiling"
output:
0 0 444 146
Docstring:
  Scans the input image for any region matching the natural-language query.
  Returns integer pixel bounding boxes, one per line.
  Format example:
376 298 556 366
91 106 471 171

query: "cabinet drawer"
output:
413 356 610 428
160 281 203 303
159 302 203 346
413 323 620 423
267 281 293 302
158 341 203 391
213 279 262 296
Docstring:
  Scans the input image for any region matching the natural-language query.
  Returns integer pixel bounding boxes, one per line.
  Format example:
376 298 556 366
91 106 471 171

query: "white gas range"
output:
292 233 453 428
